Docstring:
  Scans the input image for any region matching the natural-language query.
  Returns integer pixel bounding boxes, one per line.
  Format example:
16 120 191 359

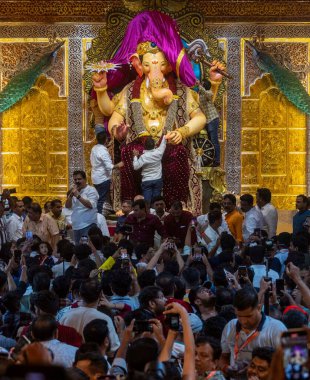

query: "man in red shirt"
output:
163 201 193 248
125 199 164 247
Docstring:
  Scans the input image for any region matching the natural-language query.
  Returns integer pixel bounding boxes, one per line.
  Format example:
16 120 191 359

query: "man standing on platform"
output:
256 188 278 238
65 170 99 244
6 199 24 243
125 199 164 247
90 131 123 215
223 194 243 244
293 194 310 235
240 194 264 242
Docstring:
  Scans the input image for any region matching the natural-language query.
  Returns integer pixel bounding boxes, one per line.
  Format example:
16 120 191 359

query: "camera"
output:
81 235 88 244
133 320 153 333
120 224 133 235
165 313 180 331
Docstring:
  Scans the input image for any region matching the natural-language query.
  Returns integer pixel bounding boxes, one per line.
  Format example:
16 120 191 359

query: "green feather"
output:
0 41 64 113
246 41 310 115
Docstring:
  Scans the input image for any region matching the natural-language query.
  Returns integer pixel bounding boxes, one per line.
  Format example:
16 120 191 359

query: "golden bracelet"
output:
177 125 190 139
93 86 108 93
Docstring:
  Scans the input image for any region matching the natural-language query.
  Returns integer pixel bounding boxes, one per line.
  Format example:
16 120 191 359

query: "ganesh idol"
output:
91 11 225 211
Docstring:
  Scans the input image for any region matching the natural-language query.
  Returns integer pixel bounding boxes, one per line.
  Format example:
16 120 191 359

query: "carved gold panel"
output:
241 73 307 210
1 75 68 204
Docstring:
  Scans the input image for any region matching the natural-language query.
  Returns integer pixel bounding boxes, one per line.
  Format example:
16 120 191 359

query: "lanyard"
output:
234 329 260 360
234 313 266 360
205 371 217 379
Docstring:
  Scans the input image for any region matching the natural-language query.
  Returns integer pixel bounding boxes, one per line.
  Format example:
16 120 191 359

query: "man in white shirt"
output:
196 202 230 244
150 196 169 248
256 188 278 238
240 194 264 242
65 170 99 244
90 131 123 215
201 210 224 257
133 136 166 205
60 278 120 352
249 245 279 289
6 199 24 242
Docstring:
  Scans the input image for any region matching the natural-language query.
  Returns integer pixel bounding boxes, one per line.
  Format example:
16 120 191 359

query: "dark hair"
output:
2 290 20 313
118 239 134 256
233 286 258 311
163 260 180 276
135 243 150 261
277 232 291 248
209 202 222 211
182 267 200 288
31 290 59 315
171 200 182 210
96 131 107 145
50 199 62 208
58 240 75 262
252 346 275 365
52 276 70 299
151 196 165 205
240 193 254 206
215 287 234 312
22 196 33 206
212 269 228 287
203 316 228 340
110 269 132 296
38 241 53 257
220 233 236 251
249 245 265 264
283 310 308 329
257 188 271 203
78 258 97 277
189 261 207 284
133 199 147 211
138 286 162 309
195 336 222 361
188 286 201 305
80 278 101 304
297 194 309 205
74 350 108 376
89 234 104 250
33 272 51 292
73 170 86 179
218 304 236 322
173 277 186 300
137 270 156 289
83 319 109 346
126 337 159 372
145 136 155 150
27 265 53 286
29 202 42 214
208 210 222 225
223 194 236 205
75 244 92 261
31 314 58 341
155 272 175 297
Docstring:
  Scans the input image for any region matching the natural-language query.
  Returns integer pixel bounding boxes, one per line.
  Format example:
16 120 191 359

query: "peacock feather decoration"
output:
0 40 64 114
246 41 310 115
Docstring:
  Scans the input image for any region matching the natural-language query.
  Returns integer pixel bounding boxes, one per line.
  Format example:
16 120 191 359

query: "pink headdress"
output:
106 10 196 89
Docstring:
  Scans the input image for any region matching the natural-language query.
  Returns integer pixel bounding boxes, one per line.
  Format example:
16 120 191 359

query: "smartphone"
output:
264 277 273 292
14 249 22 264
165 314 180 331
281 329 310 380
276 279 285 297
133 320 153 334
25 231 33 241
81 235 88 244
238 266 247 277
121 257 130 272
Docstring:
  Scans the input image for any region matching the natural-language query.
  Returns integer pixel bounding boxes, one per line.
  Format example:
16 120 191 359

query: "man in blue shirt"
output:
293 195 310 235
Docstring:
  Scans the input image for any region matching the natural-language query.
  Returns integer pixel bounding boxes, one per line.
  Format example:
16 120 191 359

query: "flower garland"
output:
130 73 179 136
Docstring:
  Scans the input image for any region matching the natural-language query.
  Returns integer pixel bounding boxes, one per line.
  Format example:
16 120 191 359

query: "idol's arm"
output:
95 88 115 117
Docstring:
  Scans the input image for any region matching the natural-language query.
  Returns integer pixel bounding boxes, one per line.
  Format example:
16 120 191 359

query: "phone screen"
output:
276 279 285 296
238 266 247 277
282 329 310 380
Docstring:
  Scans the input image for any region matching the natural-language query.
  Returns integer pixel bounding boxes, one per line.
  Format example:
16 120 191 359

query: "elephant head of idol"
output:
130 41 174 106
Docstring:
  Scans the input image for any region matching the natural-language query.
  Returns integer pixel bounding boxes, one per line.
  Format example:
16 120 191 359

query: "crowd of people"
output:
0 179 310 380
